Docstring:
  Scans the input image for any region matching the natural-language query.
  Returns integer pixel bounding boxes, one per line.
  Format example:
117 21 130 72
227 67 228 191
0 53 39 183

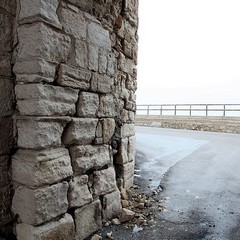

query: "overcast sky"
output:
137 0 240 104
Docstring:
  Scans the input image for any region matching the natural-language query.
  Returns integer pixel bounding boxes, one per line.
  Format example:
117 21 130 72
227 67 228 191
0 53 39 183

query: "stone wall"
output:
1 0 138 239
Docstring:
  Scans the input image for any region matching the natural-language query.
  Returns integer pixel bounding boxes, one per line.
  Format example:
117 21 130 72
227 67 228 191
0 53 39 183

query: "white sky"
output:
137 0 240 104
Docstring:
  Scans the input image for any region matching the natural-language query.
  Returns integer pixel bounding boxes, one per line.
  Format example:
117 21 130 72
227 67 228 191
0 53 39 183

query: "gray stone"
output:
121 123 135 138
67 0 93 12
0 117 13 155
98 95 116 117
13 59 56 83
128 136 136 162
119 208 135 223
87 22 111 51
107 52 116 77
75 39 88 68
68 175 93 207
76 92 99 117
0 186 11 226
103 118 115 143
17 117 69 149
63 118 98 145
99 49 108 74
75 200 102 240
0 79 13 117
57 64 91 89
93 167 117 197
88 44 99 71
91 73 113 94
18 23 71 63
0 13 13 52
70 145 112 175
12 182 69 225
12 148 73 187
60 5 86 40
0 0 16 15
18 0 62 29
16 214 75 240
102 190 122 221
120 161 135 189
0 156 9 188
15 84 79 116
0 54 11 77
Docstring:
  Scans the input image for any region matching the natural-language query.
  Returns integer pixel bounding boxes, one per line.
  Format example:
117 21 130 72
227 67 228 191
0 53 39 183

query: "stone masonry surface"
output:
0 0 138 239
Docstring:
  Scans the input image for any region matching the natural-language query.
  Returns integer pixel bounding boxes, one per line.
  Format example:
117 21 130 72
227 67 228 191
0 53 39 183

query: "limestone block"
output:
0 54 11 77
67 0 93 12
75 200 102 240
0 13 13 52
116 138 128 165
93 167 117 196
60 4 87 40
0 79 13 117
15 84 78 116
121 123 135 138
76 92 99 117
70 145 112 175
91 73 113 94
102 190 122 221
63 118 98 145
0 117 13 155
87 22 111 51
19 0 62 29
88 44 99 71
121 161 135 189
17 117 69 149
12 148 73 187
13 59 56 83
107 52 116 77
75 39 88 68
16 214 75 240
57 64 91 89
118 52 135 75
128 136 136 162
99 49 108 74
103 118 115 143
68 175 93 208
0 0 16 15
98 95 116 117
0 156 9 188
0 186 11 226
18 23 71 63
12 182 69 225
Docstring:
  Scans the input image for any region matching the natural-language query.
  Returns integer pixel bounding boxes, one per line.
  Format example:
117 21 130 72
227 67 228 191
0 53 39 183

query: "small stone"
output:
120 187 128 200
121 200 130 208
136 203 145 209
112 218 121 225
107 231 114 239
91 234 102 240
120 208 135 223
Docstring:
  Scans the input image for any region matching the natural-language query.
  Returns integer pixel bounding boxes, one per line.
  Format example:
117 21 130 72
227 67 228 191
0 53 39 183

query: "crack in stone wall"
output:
0 0 138 239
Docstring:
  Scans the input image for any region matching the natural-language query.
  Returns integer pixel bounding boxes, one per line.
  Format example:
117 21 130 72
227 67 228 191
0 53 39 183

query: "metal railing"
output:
136 104 240 117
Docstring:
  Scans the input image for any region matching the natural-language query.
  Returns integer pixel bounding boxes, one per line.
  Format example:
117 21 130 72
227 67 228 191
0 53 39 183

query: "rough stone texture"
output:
121 123 135 138
68 175 93 207
15 84 79 116
17 23 71 63
103 118 116 144
91 73 113 94
93 167 117 197
70 145 112 175
12 182 69 225
0 186 11 226
18 0 62 29
17 117 70 149
102 190 122 221
75 200 102 240
16 214 75 240
57 64 91 89
0 156 9 188
0 117 13 155
77 91 99 117
12 148 73 187
98 95 116 117
0 79 13 117
120 161 135 189
63 118 98 145
120 208 135 223
13 59 56 83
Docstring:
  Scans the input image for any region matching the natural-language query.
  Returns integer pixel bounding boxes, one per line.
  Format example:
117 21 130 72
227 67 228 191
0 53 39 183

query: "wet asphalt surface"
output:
95 127 240 240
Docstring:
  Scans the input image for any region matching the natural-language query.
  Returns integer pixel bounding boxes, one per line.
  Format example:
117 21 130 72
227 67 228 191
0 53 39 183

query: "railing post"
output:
206 105 208 116
174 105 177 116
223 104 226 117
190 105 192 116
147 105 149 115
160 105 162 115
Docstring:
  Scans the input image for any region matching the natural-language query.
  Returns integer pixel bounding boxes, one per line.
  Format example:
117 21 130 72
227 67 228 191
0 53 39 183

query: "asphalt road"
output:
100 127 240 240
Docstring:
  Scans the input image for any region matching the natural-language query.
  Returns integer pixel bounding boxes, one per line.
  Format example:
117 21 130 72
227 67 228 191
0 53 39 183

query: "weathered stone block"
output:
88 44 99 71
67 0 93 12
0 186 11 226
15 84 78 116
75 200 102 240
107 52 116 77
68 175 93 208
98 95 116 117
19 0 62 29
12 148 73 187
0 13 13 52
93 167 117 196
16 214 75 240
12 182 69 225
91 73 113 94
18 23 71 63
17 117 70 149
99 49 108 74
0 0 16 15
120 161 135 189
76 92 99 117
0 117 13 155
103 118 115 143
57 64 91 89
128 136 136 162
121 123 135 138
75 39 88 68
102 190 122 221
87 22 111 51
60 5 86 40
0 79 13 117
0 156 9 188
70 145 112 175
0 54 12 77
14 59 56 83
63 118 98 145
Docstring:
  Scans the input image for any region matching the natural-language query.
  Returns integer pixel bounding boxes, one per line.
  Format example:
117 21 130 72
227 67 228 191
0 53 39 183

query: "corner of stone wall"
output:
8 0 138 239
